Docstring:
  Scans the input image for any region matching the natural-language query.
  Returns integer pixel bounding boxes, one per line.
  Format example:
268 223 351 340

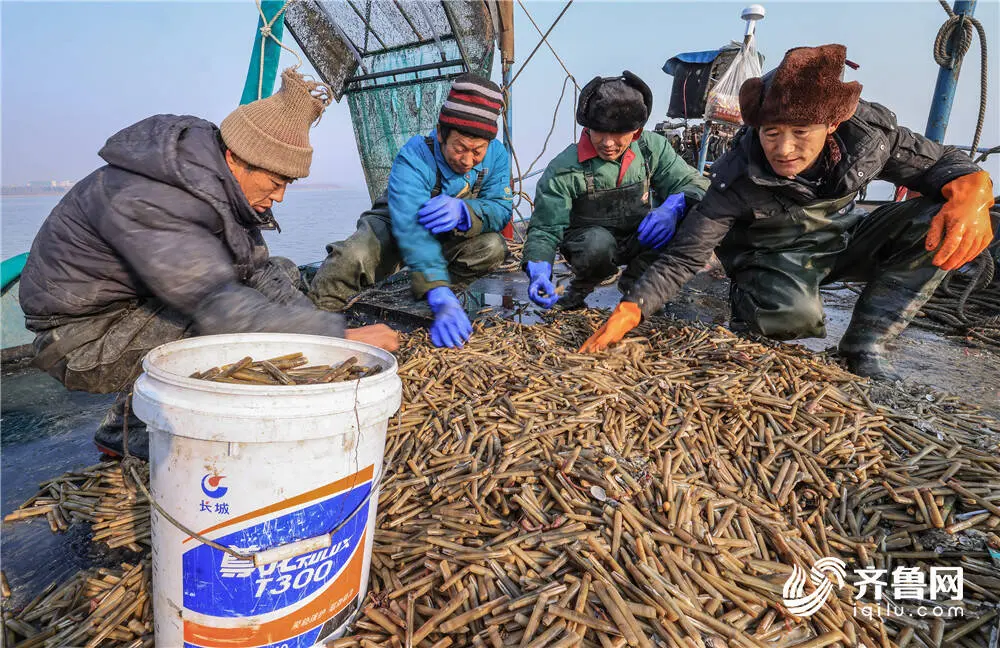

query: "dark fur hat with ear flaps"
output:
576 71 653 133
739 44 862 127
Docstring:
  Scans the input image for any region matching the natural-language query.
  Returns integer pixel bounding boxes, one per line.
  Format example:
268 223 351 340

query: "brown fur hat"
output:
739 44 862 127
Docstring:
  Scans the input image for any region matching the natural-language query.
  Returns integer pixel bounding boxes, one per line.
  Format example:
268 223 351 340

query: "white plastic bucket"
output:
132 333 401 648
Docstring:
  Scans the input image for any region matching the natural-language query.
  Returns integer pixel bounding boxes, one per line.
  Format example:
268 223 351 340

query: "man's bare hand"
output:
345 324 400 352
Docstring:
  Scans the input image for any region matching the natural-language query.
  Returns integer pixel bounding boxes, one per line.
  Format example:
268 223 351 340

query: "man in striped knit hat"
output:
311 73 513 348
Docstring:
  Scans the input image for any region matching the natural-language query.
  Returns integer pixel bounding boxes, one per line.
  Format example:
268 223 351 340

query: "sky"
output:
2 0 998 190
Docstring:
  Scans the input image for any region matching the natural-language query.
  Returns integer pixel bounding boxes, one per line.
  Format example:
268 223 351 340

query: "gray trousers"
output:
30 257 305 394
310 212 508 311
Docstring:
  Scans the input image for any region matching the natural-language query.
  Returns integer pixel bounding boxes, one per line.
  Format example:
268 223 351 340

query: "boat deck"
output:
2 264 998 608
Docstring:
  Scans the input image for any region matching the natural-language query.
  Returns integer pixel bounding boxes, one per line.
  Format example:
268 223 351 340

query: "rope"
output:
515 0 580 91
503 65 575 224
974 145 1000 164
508 0 574 88
502 108 527 210
573 83 579 142
120 393 247 559
343 273 414 310
912 250 1000 350
498 239 525 271
488 0 580 242
523 74 574 182
120 389 383 564
934 0 989 154
253 0 302 101
934 0 972 66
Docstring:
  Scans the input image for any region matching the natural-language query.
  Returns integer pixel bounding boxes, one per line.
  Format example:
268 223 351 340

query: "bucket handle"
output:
252 534 332 567
125 460 382 566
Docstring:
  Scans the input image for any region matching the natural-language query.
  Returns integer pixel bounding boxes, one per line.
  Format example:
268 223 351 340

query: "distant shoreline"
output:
2 183 361 197
1 189 69 198
285 184 358 192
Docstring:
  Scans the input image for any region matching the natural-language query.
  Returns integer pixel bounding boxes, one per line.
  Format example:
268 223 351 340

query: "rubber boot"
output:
93 392 149 461
728 318 751 336
617 276 635 298
554 279 598 311
838 268 945 382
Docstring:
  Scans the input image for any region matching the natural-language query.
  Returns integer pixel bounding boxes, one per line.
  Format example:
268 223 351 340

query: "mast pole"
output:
499 0 515 166
924 0 978 143
239 0 287 105
498 0 516 239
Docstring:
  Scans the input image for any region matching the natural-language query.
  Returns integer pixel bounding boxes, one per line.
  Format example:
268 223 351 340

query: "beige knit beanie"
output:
220 67 332 179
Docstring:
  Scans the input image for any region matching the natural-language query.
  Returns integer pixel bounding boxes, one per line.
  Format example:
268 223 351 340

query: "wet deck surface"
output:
2 265 998 606
0 370 130 605
350 264 999 415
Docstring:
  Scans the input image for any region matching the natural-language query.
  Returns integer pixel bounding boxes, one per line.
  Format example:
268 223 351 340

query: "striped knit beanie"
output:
438 74 503 140
220 67 332 179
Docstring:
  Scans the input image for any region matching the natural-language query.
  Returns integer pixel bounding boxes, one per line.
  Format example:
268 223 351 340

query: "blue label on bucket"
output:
181 466 373 648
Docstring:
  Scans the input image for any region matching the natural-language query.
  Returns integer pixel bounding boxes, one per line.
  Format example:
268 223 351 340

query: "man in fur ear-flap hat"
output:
581 45 997 382
522 71 709 310
19 67 399 461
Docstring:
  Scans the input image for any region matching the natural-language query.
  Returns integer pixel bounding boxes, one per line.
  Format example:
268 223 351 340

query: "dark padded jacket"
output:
626 100 984 316
20 114 345 337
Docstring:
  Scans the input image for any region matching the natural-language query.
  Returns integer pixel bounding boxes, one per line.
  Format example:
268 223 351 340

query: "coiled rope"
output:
934 0 989 155
915 250 1000 350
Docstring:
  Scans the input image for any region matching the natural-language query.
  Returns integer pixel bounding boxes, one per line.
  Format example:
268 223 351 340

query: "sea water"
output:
1 187 374 265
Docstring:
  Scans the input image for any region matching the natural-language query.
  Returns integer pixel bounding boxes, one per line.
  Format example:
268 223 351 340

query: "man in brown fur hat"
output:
581 44 996 381
20 67 398 460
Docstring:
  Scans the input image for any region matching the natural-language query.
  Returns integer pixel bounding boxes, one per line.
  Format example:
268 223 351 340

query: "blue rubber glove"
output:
526 261 559 309
637 193 686 249
426 286 473 348
417 195 472 234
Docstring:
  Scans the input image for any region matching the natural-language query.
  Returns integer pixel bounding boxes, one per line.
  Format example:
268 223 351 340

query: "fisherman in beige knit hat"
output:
20 67 399 461
222 67 328 186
